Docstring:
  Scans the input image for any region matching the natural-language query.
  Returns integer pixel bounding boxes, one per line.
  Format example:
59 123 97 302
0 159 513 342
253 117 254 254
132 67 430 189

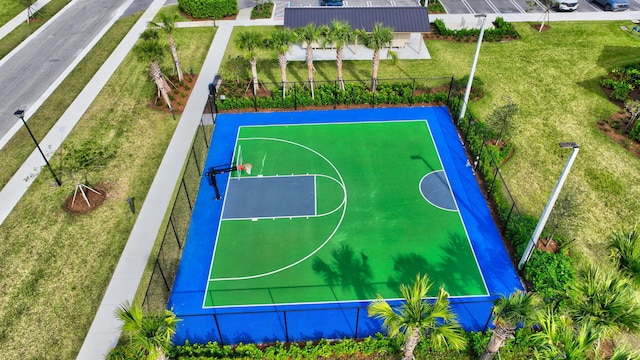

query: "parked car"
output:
590 0 629 10
321 0 343 6
552 0 579 11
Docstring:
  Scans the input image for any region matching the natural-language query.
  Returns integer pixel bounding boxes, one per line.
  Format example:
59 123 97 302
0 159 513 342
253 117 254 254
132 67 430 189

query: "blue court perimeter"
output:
168 106 523 345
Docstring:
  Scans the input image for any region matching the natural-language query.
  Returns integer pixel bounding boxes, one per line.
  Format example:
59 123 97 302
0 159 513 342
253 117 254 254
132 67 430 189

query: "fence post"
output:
284 311 289 342
488 166 499 194
200 117 210 149
446 76 455 106
410 78 416 106
156 258 171 292
169 216 180 247
213 313 224 346
502 203 515 235
354 307 360 339
334 81 338 109
191 145 201 177
253 84 258 112
294 85 297 110
182 178 193 212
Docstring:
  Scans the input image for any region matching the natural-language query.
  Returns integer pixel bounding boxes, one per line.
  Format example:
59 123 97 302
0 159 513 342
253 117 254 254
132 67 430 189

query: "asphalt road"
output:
0 0 153 139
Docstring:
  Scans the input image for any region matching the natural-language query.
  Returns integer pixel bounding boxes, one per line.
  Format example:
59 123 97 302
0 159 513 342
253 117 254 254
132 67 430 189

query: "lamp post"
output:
458 14 487 123
208 82 218 114
14 109 62 186
518 142 580 269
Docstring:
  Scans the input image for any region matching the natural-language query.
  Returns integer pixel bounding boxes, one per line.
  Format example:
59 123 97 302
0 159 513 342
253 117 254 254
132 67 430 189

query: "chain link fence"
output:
142 121 212 313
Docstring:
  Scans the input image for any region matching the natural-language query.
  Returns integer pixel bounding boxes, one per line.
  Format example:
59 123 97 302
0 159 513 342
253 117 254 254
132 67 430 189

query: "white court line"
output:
419 170 458 212
220 174 345 221
204 136 347 291
423 119 490 296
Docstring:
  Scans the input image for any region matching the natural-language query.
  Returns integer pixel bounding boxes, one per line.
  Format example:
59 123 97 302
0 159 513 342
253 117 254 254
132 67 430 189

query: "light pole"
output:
518 142 580 269
14 109 62 186
458 14 487 123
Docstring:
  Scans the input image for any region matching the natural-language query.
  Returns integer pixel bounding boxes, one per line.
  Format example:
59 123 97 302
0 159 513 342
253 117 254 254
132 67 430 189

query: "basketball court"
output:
168 106 523 344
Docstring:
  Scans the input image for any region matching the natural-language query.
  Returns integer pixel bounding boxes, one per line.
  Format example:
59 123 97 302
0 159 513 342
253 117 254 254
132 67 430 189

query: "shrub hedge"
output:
178 0 238 19
432 17 519 42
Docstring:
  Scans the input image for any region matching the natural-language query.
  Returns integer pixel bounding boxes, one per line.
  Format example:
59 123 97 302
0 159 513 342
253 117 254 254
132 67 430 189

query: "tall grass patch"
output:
0 25 214 360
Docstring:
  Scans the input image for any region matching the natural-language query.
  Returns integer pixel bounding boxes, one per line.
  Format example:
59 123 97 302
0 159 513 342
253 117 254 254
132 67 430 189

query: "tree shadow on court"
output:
312 243 375 300
387 232 485 296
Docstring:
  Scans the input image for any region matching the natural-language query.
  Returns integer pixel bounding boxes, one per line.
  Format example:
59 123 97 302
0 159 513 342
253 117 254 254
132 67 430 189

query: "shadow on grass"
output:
312 243 375 300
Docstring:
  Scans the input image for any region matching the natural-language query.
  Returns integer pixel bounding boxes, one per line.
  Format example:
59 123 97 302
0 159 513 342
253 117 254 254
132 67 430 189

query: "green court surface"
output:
205 120 487 308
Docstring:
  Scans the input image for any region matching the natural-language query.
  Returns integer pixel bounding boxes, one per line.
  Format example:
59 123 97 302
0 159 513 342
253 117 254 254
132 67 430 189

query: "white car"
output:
553 0 579 11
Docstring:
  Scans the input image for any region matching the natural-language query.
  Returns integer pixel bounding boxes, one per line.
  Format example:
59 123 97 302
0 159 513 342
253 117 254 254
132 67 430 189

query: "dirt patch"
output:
531 24 551 32
596 86 640 158
150 75 197 114
537 238 560 253
63 185 107 215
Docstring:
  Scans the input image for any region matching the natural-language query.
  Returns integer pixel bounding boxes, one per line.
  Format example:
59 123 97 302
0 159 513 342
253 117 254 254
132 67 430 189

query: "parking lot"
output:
276 0 640 17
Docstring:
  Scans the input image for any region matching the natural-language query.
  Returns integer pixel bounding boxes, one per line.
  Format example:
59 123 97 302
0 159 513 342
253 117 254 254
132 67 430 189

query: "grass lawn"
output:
0 23 215 359
0 0 24 27
0 0 70 59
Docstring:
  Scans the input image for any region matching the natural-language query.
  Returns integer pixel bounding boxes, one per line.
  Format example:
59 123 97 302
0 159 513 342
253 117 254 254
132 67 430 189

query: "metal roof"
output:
283 7 430 33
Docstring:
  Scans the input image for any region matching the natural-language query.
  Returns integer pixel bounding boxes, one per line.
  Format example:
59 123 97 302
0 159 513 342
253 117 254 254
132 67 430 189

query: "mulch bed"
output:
63 185 107 215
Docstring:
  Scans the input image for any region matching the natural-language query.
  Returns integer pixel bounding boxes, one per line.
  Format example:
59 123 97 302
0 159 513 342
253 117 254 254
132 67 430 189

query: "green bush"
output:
432 17 519 42
178 0 238 19
523 250 574 300
601 62 640 102
630 121 640 142
251 1 273 19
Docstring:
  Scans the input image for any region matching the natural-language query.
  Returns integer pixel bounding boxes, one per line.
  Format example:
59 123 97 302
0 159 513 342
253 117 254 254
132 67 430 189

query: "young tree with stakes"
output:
57 141 113 208
266 27 297 97
360 23 396 94
296 23 322 98
136 29 173 111
321 20 354 91
151 14 183 83
235 29 265 96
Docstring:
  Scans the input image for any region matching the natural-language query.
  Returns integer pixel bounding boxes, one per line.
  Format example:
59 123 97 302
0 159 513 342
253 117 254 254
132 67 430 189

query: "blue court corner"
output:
168 106 524 345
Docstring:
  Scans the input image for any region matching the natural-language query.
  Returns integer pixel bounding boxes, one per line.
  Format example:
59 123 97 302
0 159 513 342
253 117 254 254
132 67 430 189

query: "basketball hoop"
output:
238 163 252 175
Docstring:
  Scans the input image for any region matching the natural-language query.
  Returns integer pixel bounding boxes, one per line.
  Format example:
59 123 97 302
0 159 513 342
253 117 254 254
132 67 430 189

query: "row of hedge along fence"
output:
214 77 460 112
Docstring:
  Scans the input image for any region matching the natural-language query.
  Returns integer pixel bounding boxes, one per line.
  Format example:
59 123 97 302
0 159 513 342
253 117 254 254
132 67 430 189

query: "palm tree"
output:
321 20 354 91
531 308 599 360
367 274 466 360
136 29 172 110
569 264 640 347
609 226 640 278
235 29 264 95
610 346 640 360
115 301 181 360
481 290 541 360
266 27 297 97
151 14 183 82
295 23 322 98
361 23 396 94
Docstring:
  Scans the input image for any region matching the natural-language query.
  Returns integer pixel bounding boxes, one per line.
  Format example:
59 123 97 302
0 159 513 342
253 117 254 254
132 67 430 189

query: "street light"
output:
458 14 487 123
518 142 580 269
13 109 62 186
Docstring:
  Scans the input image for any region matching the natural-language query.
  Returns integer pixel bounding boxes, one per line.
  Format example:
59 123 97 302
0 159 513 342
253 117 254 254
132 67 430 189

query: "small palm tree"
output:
610 346 640 360
136 29 172 110
532 308 599 360
481 290 541 360
609 226 640 278
115 301 181 360
151 14 183 82
266 27 297 97
361 23 396 94
295 23 322 98
321 20 354 91
235 30 264 95
368 274 466 360
569 264 640 347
